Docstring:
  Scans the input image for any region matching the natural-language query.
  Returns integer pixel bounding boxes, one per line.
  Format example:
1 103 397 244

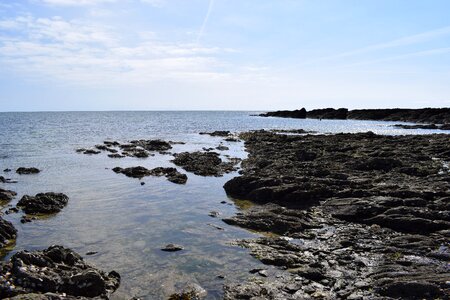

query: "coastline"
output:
1 112 449 299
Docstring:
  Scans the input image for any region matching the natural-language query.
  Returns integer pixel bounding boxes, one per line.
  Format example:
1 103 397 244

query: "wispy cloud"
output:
0 14 249 85
38 0 117 6
196 0 215 44
299 25 450 67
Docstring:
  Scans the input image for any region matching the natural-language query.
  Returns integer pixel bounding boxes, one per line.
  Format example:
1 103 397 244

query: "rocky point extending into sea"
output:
221 129 450 299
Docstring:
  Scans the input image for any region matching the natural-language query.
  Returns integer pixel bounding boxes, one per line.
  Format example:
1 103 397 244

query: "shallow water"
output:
0 111 446 299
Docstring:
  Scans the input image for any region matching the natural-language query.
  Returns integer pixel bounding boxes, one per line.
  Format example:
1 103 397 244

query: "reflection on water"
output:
0 111 445 299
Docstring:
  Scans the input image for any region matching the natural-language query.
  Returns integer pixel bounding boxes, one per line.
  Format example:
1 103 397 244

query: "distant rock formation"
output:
259 107 450 124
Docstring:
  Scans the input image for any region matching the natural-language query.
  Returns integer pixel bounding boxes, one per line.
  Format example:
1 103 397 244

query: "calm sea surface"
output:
0 111 444 299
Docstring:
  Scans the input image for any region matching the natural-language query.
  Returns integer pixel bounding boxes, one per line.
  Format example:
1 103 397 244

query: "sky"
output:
0 0 450 111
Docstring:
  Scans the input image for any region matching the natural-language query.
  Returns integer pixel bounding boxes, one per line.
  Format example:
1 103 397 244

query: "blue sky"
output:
0 0 449 111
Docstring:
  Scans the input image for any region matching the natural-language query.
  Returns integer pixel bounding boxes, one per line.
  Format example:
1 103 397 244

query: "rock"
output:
199 131 231 137
172 152 239 177
259 107 450 124
208 211 220 218
221 129 450 298
0 188 17 202
113 166 187 184
17 193 69 214
260 108 307 119
3 168 11 172
215 145 229 151
108 153 125 158
377 281 444 299
16 168 40 175
129 139 172 151
168 283 207 300
0 176 17 183
0 245 120 298
0 216 17 249
86 251 98 256
161 244 183 252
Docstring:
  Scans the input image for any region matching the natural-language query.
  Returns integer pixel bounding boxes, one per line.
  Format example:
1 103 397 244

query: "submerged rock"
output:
0 217 16 250
16 168 40 175
0 176 17 184
130 139 172 151
17 193 69 214
172 152 239 177
168 283 207 300
0 245 120 299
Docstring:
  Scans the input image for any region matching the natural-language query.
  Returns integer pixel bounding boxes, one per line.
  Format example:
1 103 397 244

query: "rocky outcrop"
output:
259 107 450 124
199 131 231 137
112 166 187 184
17 193 69 214
77 139 173 158
0 217 16 250
0 245 120 299
16 168 40 175
172 152 240 177
0 188 17 202
222 130 450 299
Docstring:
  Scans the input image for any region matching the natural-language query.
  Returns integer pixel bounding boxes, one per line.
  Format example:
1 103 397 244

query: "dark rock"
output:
0 245 120 298
259 107 450 124
0 176 17 183
161 244 183 252
130 139 172 151
17 193 69 214
208 211 220 218
0 188 17 202
199 131 231 137
108 153 125 158
113 166 187 184
83 149 101 155
16 168 40 175
260 108 307 119
393 124 439 130
0 216 17 250
172 152 239 177
377 281 444 299
3 168 11 172
215 145 229 151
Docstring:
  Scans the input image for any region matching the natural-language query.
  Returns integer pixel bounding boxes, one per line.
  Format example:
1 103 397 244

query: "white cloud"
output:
38 0 117 6
0 15 253 86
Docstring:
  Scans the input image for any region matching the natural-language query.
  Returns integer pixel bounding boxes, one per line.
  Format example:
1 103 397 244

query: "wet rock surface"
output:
223 130 450 299
16 168 40 175
17 193 69 214
393 123 450 130
0 217 17 250
0 188 17 202
0 245 120 299
260 107 450 123
112 166 187 184
172 151 240 177
77 139 173 158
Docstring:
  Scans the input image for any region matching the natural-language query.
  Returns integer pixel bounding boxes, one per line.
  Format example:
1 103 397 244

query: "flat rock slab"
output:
17 193 69 214
16 168 40 175
0 245 120 298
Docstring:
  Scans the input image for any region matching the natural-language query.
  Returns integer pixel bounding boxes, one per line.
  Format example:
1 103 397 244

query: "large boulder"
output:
0 246 120 299
17 193 69 214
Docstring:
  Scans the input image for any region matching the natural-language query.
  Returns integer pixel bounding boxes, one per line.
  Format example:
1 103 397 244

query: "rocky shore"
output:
222 130 450 299
259 107 450 125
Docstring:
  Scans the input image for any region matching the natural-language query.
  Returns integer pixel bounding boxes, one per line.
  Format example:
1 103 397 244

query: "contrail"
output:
196 0 215 44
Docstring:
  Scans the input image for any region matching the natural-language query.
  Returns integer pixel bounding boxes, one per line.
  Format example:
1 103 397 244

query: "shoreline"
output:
1 122 449 299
